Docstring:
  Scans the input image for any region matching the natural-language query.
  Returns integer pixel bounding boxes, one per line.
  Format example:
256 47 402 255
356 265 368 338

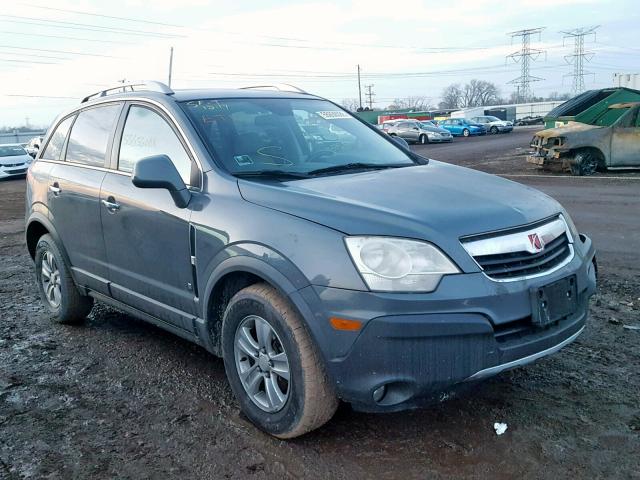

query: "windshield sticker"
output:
234 155 254 166
316 111 352 120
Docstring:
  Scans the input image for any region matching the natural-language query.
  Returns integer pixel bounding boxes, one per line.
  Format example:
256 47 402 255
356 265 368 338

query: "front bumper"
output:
495 125 513 133
428 135 453 143
294 234 596 412
0 164 29 178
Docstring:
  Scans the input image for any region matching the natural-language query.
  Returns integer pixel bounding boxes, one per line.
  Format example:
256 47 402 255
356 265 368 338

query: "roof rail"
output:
239 83 309 94
81 80 174 103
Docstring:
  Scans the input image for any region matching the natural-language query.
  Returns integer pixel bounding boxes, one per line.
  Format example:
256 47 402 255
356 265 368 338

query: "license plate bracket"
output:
530 275 578 327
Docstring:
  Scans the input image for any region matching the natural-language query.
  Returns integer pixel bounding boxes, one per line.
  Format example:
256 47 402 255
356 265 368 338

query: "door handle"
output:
101 198 120 213
48 184 61 195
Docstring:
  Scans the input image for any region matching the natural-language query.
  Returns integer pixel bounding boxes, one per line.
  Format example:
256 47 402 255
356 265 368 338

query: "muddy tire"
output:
221 283 338 438
462 128 470 137
418 134 428 145
570 150 598 176
34 234 93 324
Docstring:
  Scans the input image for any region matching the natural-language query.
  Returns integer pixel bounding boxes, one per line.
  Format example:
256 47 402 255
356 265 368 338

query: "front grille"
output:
475 233 571 279
1 163 24 168
461 216 573 281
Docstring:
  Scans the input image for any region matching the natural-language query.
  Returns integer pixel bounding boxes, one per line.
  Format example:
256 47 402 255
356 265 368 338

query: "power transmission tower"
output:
506 27 546 103
365 84 375 109
561 26 599 95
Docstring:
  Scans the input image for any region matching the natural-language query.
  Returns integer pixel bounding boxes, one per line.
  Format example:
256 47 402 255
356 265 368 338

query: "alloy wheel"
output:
234 315 291 413
41 250 62 308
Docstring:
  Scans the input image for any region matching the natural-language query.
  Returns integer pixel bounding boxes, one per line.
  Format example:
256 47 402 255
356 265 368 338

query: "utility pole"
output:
561 26 599 95
506 28 546 103
168 46 174 87
357 64 363 110
365 84 375 109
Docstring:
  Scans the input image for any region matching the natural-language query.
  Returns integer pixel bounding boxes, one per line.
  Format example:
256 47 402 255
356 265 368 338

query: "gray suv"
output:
26 81 597 438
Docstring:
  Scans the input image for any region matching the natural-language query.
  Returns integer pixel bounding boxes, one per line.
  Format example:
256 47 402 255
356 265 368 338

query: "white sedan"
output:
0 144 33 179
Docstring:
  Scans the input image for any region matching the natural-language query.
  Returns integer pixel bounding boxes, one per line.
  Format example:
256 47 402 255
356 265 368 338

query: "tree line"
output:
341 79 572 111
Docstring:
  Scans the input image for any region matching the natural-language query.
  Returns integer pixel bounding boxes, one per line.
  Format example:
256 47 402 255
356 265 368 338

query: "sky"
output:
1 0 638 128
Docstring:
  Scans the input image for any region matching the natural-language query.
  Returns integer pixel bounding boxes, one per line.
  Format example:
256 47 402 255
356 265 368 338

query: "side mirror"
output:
132 154 191 208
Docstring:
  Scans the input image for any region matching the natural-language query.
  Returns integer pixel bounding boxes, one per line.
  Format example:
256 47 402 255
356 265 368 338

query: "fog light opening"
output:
372 385 387 403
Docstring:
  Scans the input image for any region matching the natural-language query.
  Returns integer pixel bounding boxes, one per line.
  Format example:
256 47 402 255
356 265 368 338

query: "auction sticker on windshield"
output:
317 111 352 120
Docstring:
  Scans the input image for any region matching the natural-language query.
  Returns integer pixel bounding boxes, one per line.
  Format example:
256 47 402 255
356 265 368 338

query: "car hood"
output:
0 154 31 166
535 122 602 139
238 161 561 245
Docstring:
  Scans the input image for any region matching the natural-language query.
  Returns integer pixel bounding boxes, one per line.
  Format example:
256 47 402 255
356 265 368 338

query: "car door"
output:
100 103 199 330
395 122 413 142
45 103 123 295
449 120 462 135
610 106 640 167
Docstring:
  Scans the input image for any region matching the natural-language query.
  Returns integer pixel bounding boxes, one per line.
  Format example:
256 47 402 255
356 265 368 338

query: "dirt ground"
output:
1 136 639 479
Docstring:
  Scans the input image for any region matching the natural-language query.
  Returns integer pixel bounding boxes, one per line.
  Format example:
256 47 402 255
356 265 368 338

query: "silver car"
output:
471 116 514 134
387 120 453 144
0 144 32 179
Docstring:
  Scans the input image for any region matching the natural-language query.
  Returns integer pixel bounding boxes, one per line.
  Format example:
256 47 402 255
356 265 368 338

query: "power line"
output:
0 30 133 44
0 17 184 39
21 3 509 53
561 26 599 95
506 27 546 102
0 44 122 58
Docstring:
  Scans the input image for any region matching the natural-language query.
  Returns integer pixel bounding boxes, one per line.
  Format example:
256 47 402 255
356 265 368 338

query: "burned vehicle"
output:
528 102 640 175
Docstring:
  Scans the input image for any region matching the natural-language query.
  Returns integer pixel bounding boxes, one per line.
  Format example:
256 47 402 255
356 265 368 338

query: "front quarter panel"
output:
192 172 367 319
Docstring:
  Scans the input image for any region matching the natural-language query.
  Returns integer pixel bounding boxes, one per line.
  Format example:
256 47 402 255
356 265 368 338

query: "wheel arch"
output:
26 213 70 265
200 251 311 356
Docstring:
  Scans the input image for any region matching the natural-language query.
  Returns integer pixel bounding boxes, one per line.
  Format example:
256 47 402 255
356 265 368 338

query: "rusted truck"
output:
528 101 640 175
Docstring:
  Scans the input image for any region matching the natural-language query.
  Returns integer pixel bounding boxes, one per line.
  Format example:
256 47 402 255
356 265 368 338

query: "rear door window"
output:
66 104 121 167
42 116 74 161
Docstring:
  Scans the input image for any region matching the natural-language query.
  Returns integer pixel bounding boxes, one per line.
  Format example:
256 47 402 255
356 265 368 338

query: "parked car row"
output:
378 116 514 143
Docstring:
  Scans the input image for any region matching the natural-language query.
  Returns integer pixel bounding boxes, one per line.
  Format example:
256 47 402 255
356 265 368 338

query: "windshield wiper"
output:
307 162 411 176
234 170 309 179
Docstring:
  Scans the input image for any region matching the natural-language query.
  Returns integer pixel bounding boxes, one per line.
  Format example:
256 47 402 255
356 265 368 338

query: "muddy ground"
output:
1 136 639 479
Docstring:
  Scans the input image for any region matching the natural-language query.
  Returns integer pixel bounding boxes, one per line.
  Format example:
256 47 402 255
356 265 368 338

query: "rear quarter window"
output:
65 104 121 167
41 116 74 161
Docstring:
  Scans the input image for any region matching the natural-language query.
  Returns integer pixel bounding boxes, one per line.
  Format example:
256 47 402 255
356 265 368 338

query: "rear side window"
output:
42 116 74 161
66 104 121 167
118 105 192 185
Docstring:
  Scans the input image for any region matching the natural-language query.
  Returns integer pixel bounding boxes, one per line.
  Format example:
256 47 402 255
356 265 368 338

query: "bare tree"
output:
387 96 432 111
440 80 500 109
439 84 463 109
461 80 500 107
341 98 360 111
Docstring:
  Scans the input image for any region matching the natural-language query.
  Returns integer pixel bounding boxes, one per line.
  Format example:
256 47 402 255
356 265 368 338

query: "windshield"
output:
420 121 436 128
485 116 501 122
0 145 27 157
181 98 416 176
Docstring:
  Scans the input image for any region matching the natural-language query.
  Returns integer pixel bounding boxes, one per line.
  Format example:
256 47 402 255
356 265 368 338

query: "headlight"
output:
345 237 459 292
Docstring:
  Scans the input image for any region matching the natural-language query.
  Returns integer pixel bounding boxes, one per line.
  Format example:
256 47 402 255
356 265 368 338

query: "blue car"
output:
440 118 487 137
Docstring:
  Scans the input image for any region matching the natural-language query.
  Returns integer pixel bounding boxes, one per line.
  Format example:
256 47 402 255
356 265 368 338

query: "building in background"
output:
613 73 640 90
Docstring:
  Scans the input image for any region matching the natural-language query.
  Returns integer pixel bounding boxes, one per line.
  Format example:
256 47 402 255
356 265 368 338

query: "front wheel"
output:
569 150 598 176
221 283 338 438
490 126 498 134
35 234 93 324
418 134 428 145
462 128 470 137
